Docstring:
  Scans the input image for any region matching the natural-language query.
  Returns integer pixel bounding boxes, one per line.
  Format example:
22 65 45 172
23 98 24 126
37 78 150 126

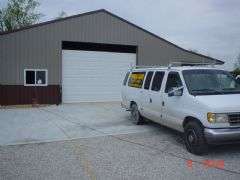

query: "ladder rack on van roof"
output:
133 65 166 69
131 61 216 70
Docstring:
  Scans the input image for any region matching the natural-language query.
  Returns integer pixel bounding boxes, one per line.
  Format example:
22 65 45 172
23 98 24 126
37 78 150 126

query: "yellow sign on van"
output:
128 72 145 88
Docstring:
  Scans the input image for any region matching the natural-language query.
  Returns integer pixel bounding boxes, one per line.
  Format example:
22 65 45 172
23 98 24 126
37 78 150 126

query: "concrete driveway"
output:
0 102 157 146
1 103 240 179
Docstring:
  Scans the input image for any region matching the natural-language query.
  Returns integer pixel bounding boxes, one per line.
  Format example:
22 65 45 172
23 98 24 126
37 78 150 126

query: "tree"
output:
0 0 42 32
232 68 240 77
188 49 199 53
55 10 67 19
231 53 240 77
234 53 240 69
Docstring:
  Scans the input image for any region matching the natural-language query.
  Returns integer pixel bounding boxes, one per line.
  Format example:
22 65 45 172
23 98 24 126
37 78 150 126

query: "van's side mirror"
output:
168 86 184 97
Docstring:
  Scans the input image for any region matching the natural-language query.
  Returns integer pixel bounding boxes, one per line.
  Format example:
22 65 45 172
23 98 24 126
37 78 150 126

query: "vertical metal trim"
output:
60 41 63 104
136 46 139 65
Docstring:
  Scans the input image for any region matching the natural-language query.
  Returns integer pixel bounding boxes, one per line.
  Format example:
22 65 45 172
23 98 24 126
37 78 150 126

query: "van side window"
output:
165 72 183 93
151 71 165 91
123 72 130 86
128 72 146 88
144 71 153 89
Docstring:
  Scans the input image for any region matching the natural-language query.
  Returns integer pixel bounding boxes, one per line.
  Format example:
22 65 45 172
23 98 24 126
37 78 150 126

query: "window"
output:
128 72 145 88
26 70 35 85
24 69 48 86
165 72 183 93
123 72 130 86
151 71 165 91
144 71 153 89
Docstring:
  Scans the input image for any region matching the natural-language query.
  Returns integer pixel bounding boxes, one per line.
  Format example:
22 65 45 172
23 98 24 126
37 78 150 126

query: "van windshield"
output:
182 69 240 95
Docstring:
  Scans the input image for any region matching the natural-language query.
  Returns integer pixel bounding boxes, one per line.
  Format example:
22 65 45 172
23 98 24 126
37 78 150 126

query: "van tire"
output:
130 103 144 125
184 121 208 155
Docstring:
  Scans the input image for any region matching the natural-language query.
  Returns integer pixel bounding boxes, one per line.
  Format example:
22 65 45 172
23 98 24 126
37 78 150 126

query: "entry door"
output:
162 71 184 129
62 50 136 103
148 71 165 122
139 71 154 119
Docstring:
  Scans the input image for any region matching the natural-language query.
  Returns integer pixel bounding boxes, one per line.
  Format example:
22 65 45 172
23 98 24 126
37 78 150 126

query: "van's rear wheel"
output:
184 121 208 155
130 103 144 125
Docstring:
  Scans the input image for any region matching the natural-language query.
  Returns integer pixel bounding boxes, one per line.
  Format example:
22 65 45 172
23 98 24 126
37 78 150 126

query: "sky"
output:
1 0 240 70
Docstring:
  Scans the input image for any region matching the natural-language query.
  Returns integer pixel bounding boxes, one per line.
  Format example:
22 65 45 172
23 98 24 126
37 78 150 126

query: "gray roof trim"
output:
0 9 224 64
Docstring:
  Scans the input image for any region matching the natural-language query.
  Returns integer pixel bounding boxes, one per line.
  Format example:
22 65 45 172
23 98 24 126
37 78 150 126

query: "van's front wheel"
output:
130 103 144 125
184 121 208 155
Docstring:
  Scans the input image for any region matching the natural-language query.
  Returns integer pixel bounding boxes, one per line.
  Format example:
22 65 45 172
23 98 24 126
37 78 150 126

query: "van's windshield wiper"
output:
191 88 224 94
223 88 240 91
222 88 240 93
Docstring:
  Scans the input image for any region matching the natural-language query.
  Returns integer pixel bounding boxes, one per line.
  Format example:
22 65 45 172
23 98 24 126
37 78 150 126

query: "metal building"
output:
0 9 224 105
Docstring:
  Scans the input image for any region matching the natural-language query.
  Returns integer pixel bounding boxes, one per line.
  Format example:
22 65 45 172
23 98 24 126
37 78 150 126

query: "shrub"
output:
232 68 240 77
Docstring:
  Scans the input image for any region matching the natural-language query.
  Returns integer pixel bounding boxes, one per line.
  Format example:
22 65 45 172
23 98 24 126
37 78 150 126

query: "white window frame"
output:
24 69 48 86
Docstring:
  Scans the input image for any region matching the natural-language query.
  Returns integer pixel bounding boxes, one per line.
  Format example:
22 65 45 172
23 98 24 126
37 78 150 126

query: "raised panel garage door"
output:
62 50 136 103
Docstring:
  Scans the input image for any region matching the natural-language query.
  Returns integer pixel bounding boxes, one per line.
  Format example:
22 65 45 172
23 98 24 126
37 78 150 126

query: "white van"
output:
121 64 240 155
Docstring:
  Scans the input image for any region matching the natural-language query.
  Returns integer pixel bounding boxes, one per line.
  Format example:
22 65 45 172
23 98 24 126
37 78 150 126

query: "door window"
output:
165 72 183 93
144 71 153 89
151 71 165 91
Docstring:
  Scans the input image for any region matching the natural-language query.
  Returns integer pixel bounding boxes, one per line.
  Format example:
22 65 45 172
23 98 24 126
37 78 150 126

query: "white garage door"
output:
62 50 136 103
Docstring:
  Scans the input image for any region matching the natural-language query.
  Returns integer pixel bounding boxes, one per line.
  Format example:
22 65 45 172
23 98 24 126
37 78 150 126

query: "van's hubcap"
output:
131 105 139 122
187 130 197 145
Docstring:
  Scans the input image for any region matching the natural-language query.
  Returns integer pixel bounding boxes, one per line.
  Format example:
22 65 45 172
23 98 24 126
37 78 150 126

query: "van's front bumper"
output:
204 128 240 144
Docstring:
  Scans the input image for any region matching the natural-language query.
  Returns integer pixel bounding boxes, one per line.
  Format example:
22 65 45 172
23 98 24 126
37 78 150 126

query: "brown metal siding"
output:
0 85 1 105
0 11 220 86
0 85 60 105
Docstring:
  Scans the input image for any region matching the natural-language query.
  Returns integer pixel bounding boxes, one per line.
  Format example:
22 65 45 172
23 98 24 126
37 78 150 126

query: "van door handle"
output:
162 101 165 106
149 98 152 103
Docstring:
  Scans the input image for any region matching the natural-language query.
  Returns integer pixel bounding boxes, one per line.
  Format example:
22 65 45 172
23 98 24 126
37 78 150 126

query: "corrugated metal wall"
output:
0 10 219 85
